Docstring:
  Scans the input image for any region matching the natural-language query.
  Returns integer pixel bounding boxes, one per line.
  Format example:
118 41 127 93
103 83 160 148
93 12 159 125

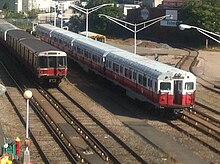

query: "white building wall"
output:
15 0 23 13
17 0 23 12
154 0 163 7
118 4 140 16
36 0 51 12
22 0 77 13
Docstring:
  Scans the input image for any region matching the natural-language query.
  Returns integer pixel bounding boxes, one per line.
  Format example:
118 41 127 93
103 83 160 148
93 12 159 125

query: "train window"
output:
125 69 131 79
133 72 137 81
148 79 153 88
113 63 119 73
48 57 56 67
25 49 29 61
73 46 76 52
39 57 47 68
143 76 147 87
124 68 129 78
29 52 33 63
138 74 143 84
129 70 132 79
108 61 112 69
84 51 89 58
57 57 66 67
185 82 194 90
21 45 24 56
154 82 158 91
106 60 109 68
88 52 91 59
17 44 19 53
77 47 81 54
92 55 98 63
120 66 123 74
33 56 37 67
98 57 101 64
160 82 171 90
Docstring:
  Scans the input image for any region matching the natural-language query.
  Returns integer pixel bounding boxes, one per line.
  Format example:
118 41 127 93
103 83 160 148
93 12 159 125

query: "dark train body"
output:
0 19 67 85
35 24 196 115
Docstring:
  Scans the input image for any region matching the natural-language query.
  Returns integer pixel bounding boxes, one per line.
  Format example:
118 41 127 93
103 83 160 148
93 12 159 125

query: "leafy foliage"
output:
89 5 123 34
69 15 85 32
68 0 123 35
87 0 117 7
3 2 9 10
4 11 24 19
27 9 38 19
180 0 220 32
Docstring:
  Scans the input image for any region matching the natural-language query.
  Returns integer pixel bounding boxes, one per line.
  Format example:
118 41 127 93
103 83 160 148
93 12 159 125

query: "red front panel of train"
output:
38 68 67 77
158 92 195 106
182 93 195 105
159 94 174 105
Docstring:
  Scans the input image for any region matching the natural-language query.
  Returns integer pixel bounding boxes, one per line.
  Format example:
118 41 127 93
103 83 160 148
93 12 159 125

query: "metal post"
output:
60 2 63 28
70 3 113 38
26 99 29 139
134 24 137 55
99 14 169 54
179 24 220 44
54 3 57 27
23 90 32 164
86 10 89 37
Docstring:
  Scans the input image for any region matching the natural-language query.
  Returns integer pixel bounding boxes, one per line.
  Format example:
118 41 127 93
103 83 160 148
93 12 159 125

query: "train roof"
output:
0 23 17 32
0 19 15 25
52 29 83 40
38 24 122 54
36 24 84 41
35 24 195 79
107 51 193 79
74 37 122 55
7 29 35 40
36 24 59 31
20 38 62 54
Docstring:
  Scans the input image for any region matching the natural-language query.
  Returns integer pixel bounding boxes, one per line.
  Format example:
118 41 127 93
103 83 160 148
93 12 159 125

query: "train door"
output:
48 56 56 76
174 80 182 104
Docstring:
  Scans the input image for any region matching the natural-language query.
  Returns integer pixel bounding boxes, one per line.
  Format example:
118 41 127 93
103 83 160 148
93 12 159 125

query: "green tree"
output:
69 0 123 35
180 0 220 32
27 9 38 19
87 0 117 7
3 2 9 11
69 15 85 32
89 4 123 34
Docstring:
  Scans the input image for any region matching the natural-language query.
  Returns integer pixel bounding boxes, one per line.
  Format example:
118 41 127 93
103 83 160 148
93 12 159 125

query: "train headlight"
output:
39 70 47 74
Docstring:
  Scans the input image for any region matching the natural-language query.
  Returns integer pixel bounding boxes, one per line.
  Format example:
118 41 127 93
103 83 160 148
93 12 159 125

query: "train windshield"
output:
39 57 47 68
38 56 66 68
48 56 56 67
57 56 66 67
160 82 171 90
185 82 194 90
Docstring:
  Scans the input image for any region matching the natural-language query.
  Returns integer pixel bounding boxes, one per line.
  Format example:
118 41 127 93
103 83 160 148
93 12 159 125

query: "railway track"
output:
174 48 220 155
1 45 158 163
1 40 219 163
0 47 114 163
0 59 71 163
0 40 172 163
38 85 147 163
